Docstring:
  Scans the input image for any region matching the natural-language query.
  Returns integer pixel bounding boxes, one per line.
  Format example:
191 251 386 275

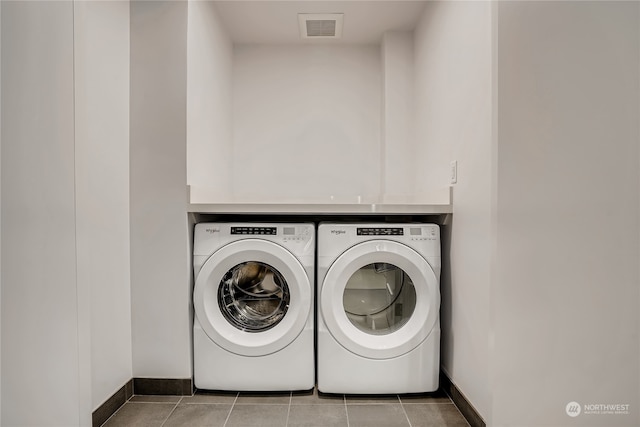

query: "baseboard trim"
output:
92 378 193 426
92 379 133 427
133 378 194 396
440 372 486 427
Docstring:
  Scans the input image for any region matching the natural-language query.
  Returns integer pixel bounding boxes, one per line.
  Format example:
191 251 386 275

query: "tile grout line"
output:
441 389 472 426
99 391 137 427
451 402 472 427
222 392 239 427
344 394 350 427
398 395 413 427
99 403 125 427
159 397 182 427
285 392 293 426
401 402 455 405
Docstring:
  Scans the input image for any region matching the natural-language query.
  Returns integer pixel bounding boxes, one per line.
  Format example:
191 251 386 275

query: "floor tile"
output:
291 389 344 405
345 394 401 404
403 403 470 427
182 391 238 404
129 395 182 403
346 404 410 427
236 392 291 405
102 402 176 427
225 404 289 427
287 404 348 427
162 403 232 427
400 389 452 404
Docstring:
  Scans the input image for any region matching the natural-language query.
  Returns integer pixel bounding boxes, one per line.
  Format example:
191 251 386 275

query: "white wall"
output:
1 1 81 425
494 2 639 425
130 0 191 379
74 0 132 412
381 31 414 203
413 1 493 420
187 0 233 200
232 44 381 203
1 1 133 423
0 2 3 421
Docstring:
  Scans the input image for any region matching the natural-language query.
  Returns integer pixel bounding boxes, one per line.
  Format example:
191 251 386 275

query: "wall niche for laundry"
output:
187 1 439 206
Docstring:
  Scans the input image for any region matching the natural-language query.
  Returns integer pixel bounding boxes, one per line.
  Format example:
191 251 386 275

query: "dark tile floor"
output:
101 388 469 426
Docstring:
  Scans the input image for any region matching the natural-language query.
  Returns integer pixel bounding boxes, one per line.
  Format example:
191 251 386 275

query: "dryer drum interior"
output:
342 263 417 336
218 261 290 332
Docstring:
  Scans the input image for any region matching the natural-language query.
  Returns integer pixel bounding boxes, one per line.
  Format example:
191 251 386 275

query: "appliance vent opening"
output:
306 20 336 37
298 14 343 39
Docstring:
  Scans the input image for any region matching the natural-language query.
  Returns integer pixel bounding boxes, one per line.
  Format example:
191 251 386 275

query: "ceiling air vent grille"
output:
298 14 343 39
306 20 336 37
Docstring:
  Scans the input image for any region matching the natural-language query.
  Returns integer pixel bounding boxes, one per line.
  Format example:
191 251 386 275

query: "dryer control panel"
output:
318 223 440 258
357 227 403 236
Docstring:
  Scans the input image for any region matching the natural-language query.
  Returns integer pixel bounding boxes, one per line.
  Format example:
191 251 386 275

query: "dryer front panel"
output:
321 240 439 359
194 239 311 357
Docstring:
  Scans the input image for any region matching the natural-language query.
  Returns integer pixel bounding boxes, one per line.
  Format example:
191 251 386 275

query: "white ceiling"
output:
212 1 428 45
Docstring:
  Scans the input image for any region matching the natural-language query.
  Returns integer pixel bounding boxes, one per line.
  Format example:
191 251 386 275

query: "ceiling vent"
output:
298 14 343 39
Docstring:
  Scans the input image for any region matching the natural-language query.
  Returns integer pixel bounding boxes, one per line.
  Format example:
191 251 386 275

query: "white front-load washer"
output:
317 223 441 394
193 223 315 391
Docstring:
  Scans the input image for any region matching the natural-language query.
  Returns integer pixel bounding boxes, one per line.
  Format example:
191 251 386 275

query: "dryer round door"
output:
321 240 439 359
194 239 311 357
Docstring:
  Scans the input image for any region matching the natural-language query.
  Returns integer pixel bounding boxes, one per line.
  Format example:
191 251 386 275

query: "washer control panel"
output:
194 223 315 257
231 226 277 235
282 226 311 242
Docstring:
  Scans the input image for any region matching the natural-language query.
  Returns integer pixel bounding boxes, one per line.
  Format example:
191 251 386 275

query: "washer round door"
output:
321 240 439 359
194 239 311 357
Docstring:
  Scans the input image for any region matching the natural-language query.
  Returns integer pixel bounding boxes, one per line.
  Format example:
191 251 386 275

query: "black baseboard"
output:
133 377 194 396
92 378 192 426
440 372 486 427
92 379 133 427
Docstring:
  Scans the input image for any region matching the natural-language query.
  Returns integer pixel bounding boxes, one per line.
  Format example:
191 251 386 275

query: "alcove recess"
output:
186 1 452 215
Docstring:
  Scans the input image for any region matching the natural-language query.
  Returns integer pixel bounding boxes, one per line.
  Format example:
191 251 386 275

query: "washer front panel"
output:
194 239 311 357
321 240 439 359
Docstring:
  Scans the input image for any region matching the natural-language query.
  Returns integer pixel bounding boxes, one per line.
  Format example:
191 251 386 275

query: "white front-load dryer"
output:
193 223 314 391
317 223 441 394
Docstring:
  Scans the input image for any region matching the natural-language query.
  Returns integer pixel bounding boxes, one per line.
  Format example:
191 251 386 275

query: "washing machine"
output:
317 223 441 394
193 223 315 391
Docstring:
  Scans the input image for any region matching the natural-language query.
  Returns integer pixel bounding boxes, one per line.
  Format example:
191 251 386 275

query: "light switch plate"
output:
450 160 458 184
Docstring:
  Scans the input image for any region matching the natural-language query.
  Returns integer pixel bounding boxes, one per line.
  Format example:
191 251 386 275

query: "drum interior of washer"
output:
218 261 290 332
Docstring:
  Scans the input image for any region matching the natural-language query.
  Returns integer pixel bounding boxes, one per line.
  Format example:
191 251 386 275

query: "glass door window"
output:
343 263 416 335
218 261 290 332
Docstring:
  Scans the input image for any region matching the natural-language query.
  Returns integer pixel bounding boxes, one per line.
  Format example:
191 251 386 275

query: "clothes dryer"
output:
317 223 440 394
193 223 314 391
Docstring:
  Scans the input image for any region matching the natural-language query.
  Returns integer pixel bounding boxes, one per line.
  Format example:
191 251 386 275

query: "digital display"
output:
283 227 296 235
231 227 277 235
357 228 404 236
410 228 422 236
